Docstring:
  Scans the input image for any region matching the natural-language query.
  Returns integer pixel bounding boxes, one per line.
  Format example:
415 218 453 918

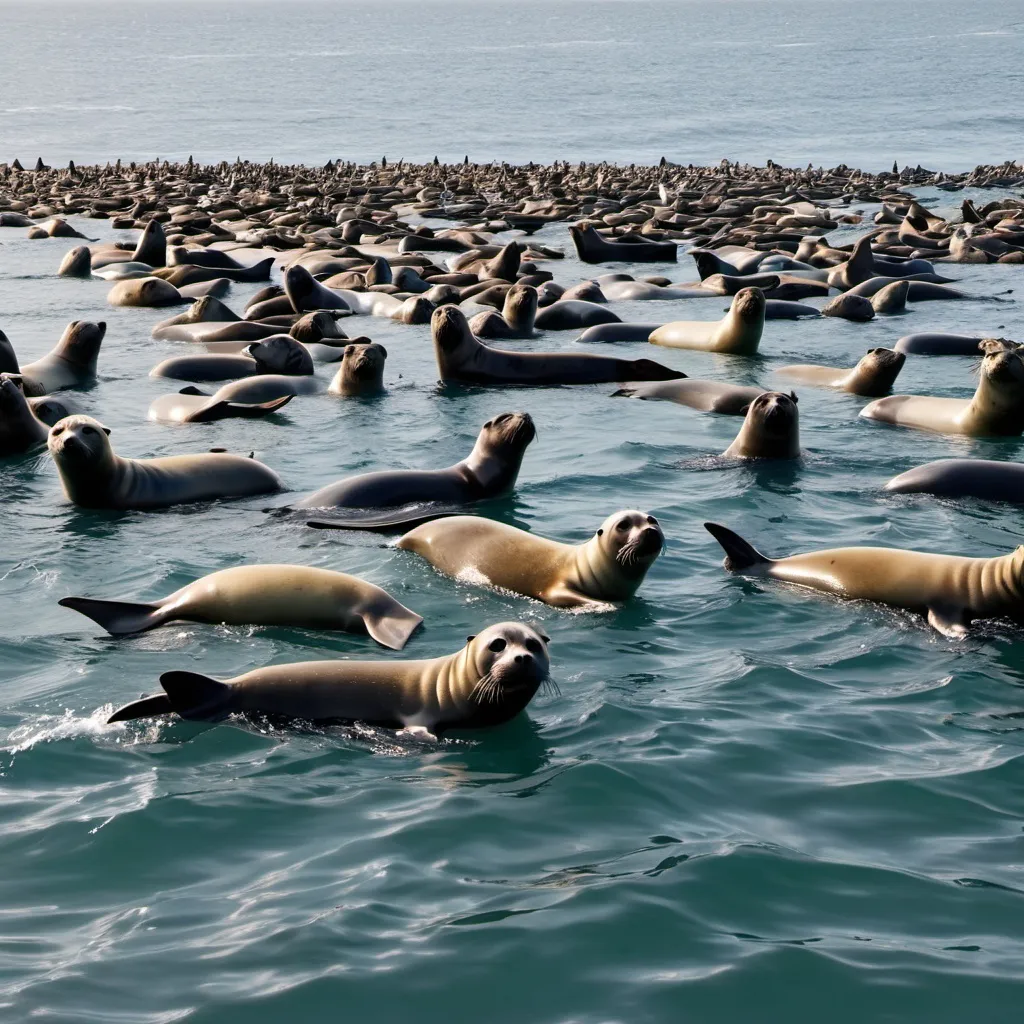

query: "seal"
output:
297 411 536 510
328 341 387 396
433 306 683 386
147 383 295 424
149 335 314 382
885 459 1024 503
578 323 662 343
283 264 351 313
0 329 20 374
48 414 282 509
469 284 538 339
894 333 985 356
18 321 105 395
59 564 423 649
722 391 800 458
569 223 677 263
705 520 1024 638
57 246 92 278
534 299 621 331
648 288 765 354
821 293 875 321
861 339 1024 436
397 509 664 608
106 620 551 733
776 348 906 397
613 378 765 414
28 392 82 426
870 279 910 314
0 373 48 454
107 277 185 308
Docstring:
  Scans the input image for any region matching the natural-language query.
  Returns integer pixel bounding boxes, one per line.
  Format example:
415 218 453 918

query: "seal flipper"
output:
704 522 772 571
59 596 164 635
107 694 174 723
178 385 210 396
927 604 971 639
361 603 424 650
189 394 293 423
158 671 233 721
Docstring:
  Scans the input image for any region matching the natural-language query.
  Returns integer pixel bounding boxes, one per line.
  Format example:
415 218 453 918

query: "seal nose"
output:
639 526 663 553
514 652 533 665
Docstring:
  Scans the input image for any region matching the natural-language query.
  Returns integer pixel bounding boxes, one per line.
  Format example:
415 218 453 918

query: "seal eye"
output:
617 520 630 531
525 638 542 655
81 426 95 436
52 425 64 435
647 516 658 525
488 638 507 653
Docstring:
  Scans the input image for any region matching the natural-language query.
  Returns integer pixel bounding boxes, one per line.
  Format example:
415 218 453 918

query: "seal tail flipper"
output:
704 522 772 571
107 694 174 723
191 395 293 423
158 671 233 721
362 604 424 650
58 597 164 635
628 360 686 382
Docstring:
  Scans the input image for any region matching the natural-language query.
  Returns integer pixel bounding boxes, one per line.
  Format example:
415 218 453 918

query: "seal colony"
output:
2 153 1024 735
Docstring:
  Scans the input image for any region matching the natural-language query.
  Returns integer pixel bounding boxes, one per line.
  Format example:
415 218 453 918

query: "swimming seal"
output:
894 333 985 356
722 391 800 458
48 415 282 509
18 321 105 395
613 378 765 414
107 277 185 308
0 374 48 454
534 299 621 331
648 288 765 354
776 348 905 397
328 341 387 396
106 621 551 733
149 335 315 382
398 509 664 608
885 459 1024 503
283 264 351 313
569 223 677 263
57 246 92 278
433 306 682 386
821 293 875 321
861 339 1024 436
870 279 910 314
60 565 423 649
297 410 536 510
469 284 538 339
705 520 1024 638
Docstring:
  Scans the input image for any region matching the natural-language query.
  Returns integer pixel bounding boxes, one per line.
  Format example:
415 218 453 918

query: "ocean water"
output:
0 0 1022 171
3 3 1024 1023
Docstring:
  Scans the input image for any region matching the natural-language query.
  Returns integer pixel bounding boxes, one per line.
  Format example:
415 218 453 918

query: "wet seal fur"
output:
861 339 1024 436
648 288 765 354
297 411 536 509
705 520 1024 638
107 621 551 733
776 348 905 397
432 306 682 385
48 414 282 509
723 391 800 458
398 509 664 608
60 565 422 649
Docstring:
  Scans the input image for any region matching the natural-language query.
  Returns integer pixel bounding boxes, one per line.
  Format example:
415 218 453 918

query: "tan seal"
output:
48 414 282 509
60 564 423 649
706 521 1024 637
328 341 387 396
776 348 905 397
613 378 764 414
648 287 765 354
398 509 664 608
861 339 1024 436
723 391 800 458
18 321 105 395
107 621 551 733
107 277 185 308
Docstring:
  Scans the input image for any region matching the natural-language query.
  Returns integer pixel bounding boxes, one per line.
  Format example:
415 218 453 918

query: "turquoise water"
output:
3 191 1024 1022
3 1 1024 1021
